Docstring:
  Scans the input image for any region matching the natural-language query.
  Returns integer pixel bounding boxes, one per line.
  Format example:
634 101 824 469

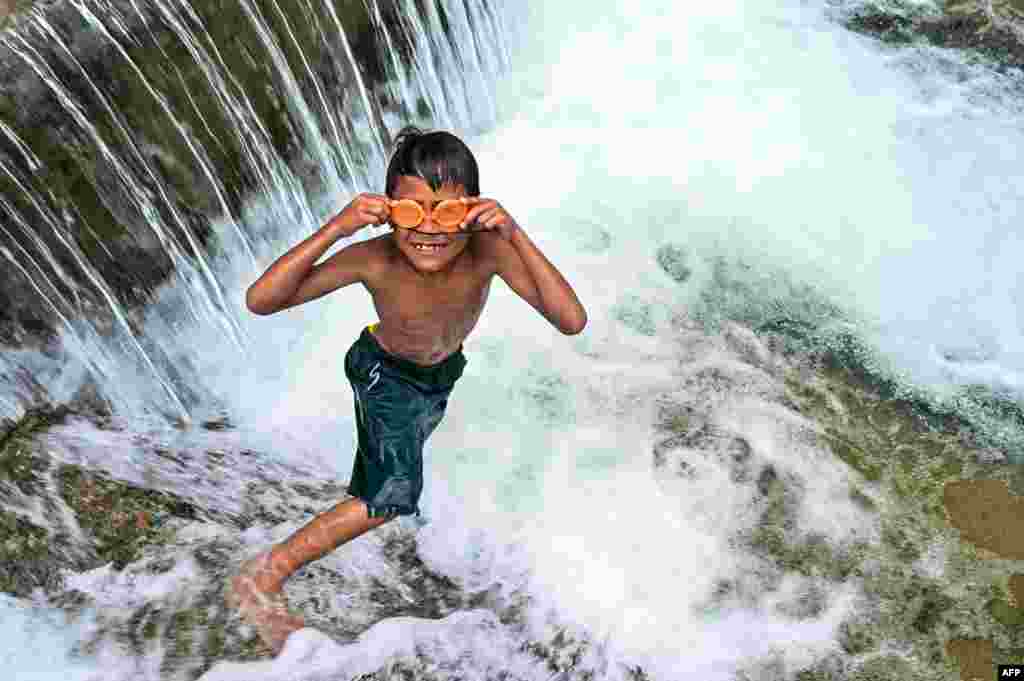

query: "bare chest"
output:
365 251 493 365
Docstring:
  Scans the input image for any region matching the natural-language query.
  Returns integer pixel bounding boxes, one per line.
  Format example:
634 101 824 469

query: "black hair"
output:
384 125 480 197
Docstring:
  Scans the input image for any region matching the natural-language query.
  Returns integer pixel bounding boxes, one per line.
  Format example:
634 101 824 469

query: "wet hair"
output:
384 125 480 198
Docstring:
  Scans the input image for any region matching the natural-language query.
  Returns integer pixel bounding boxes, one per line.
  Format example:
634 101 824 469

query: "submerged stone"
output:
56 464 198 570
0 406 211 598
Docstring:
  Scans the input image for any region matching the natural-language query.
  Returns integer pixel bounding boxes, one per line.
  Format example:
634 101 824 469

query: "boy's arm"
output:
246 193 390 314
485 228 587 335
249 238 373 314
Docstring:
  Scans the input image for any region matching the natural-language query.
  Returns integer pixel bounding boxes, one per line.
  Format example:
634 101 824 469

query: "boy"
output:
227 126 587 654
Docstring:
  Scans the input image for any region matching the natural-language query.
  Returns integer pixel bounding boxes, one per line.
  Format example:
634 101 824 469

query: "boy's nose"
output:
420 215 444 233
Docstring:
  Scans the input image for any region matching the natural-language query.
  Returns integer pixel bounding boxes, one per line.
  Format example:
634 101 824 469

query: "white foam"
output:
18 0 1024 678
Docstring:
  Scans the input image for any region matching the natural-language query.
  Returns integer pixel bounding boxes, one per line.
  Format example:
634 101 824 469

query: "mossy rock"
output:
910 583 955 634
0 0 422 346
849 654 917 681
838 618 882 656
841 0 1024 69
823 429 884 482
844 9 920 46
0 447 203 597
849 485 878 511
881 520 923 563
0 508 69 596
989 598 1024 627
0 432 48 497
996 645 1024 664
0 406 70 496
57 464 197 569
0 408 83 596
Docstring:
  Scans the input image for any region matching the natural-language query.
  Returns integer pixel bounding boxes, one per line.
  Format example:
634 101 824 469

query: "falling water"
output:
0 0 508 426
3 0 1024 679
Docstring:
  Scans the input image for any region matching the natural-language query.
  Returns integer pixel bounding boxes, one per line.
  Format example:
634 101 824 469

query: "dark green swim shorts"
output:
343 324 467 518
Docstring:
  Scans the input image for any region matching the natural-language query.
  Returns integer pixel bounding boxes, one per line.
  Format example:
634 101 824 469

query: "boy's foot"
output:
225 551 306 655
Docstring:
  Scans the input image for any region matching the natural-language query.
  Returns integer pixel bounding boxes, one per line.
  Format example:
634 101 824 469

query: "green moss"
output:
169 609 195 659
0 0 398 311
824 430 883 482
997 646 1024 663
911 585 954 634
142 607 161 642
931 457 963 482
850 655 915 681
849 485 877 511
748 525 786 560
0 443 46 497
203 605 227 661
990 598 1024 627
57 464 194 568
662 412 690 433
785 376 834 417
0 407 68 496
838 619 880 656
745 468 875 580
783 534 833 573
0 509 50 593
881 521 922 563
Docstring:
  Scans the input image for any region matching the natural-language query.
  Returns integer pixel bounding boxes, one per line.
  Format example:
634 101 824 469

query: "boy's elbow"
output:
245 288 277 315
564 320 586 335
561 308 587 335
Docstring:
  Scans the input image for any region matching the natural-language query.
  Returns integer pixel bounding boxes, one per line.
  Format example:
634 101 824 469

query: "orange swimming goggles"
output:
389 199 469 234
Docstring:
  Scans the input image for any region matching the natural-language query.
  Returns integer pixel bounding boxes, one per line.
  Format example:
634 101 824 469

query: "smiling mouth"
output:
410 242 449 252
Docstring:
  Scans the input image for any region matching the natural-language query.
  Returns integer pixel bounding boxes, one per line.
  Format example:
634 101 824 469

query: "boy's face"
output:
389 175 471 274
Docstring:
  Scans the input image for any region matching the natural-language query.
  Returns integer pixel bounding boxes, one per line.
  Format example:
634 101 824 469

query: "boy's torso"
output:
360 234 496 367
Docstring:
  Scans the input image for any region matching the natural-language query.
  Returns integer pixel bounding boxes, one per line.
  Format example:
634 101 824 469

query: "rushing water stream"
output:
3 0 1024 679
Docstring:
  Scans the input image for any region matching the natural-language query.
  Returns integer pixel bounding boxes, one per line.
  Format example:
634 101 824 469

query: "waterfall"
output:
0 0 515 425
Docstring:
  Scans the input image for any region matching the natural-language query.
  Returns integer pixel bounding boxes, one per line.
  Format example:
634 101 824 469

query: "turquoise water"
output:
0 595 101 680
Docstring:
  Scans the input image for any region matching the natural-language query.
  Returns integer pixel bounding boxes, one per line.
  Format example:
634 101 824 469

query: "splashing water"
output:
4 0 1024 679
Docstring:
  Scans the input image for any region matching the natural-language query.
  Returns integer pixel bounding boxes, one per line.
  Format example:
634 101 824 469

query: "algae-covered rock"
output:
850 654 917 681
755 324 1024 679
0 508 67 596
841 0 1024 68
0 0 419 350
0 406 210 597
56 464 197 569
0 406 64 496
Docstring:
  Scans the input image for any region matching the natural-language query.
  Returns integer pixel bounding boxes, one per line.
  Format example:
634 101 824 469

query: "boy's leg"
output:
226 497 392 654
253 497 392 590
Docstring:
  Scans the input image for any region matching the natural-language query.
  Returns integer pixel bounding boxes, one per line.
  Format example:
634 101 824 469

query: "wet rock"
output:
56 464 199 569
0 0 406 351
0 406 211 597
845 7 919 45
841 0 1024 68
0 509 70 596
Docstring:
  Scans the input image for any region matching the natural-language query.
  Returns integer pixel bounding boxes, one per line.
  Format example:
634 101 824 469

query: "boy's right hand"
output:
328 193 396 236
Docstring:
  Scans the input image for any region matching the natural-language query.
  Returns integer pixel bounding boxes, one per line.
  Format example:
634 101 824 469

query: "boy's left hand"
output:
459 197 519 240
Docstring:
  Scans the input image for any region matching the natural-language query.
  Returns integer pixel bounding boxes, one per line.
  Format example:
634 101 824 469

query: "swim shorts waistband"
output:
361 323 465 381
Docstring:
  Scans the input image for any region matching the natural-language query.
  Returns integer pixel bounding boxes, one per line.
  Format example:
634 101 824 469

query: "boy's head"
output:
384 126 480 275
385 126 480 199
